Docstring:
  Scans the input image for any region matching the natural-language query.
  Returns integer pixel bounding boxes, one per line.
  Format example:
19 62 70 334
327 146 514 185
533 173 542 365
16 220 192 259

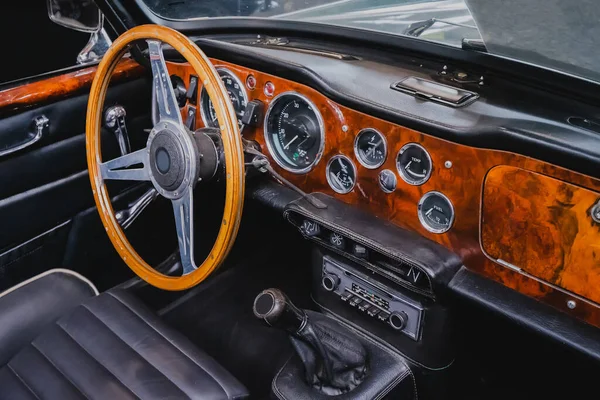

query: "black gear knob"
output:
253 288 306 333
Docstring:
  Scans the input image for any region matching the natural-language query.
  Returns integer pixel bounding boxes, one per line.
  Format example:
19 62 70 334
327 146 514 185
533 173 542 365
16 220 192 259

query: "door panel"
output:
0 61 171 290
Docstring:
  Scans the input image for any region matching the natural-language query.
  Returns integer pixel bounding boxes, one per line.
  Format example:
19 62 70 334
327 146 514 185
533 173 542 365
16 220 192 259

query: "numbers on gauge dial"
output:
326 155 357 194
200 68 248 129
355 128 387 168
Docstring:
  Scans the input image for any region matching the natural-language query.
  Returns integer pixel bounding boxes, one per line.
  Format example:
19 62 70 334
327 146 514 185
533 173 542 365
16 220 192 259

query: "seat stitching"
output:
6 363 40 400
31 342 89 400
79 303 190 399
56 322 142 400
106 291 232 399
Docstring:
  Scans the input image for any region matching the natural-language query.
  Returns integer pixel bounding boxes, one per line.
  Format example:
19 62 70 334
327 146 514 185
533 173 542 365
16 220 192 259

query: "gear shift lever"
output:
253 288 307 332
253 288 367 395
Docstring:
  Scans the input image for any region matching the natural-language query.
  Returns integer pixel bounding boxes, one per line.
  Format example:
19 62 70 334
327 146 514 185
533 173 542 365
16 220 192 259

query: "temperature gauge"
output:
326 155 356 194
396 143 432 185
418 191 455 233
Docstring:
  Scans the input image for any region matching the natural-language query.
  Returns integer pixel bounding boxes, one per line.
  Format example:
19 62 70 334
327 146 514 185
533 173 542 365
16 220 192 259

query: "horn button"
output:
149 130 187 191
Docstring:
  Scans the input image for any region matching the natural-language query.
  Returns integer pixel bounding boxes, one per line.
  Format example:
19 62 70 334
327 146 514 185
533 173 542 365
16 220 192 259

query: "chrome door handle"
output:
0 115 49 157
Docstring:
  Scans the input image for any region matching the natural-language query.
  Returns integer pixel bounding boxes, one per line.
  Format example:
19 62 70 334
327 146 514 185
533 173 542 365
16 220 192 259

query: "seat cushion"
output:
0 289 249 400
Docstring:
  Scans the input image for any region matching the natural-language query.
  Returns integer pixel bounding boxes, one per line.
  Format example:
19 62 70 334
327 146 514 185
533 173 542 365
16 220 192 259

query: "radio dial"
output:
389 311 408 331
322 273 340 292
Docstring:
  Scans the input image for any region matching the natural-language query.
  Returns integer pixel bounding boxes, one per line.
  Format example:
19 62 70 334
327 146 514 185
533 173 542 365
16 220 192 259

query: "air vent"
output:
391 76 479 107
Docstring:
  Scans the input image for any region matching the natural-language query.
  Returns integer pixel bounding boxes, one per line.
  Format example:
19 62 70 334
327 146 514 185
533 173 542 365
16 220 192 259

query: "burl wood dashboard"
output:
169 59 600 328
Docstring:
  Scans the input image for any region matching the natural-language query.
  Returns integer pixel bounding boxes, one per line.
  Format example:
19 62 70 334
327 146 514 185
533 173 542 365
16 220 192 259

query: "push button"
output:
349 297 362 307
367 306 380 317
358 302 371 312
377 311 390 322
341 292 353 302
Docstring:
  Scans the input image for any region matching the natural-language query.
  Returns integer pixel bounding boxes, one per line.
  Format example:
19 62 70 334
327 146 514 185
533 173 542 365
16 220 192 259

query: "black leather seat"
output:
0 269 249 400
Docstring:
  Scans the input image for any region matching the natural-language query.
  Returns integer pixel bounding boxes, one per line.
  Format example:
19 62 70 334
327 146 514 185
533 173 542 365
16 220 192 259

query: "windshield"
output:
143 0 600 84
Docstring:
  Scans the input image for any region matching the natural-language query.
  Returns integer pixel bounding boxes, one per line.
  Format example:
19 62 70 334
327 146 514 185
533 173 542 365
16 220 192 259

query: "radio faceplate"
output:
322 256 423 341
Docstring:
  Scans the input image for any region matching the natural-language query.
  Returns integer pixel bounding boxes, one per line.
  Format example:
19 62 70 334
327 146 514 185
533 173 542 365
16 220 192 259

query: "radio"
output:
322 256 423 341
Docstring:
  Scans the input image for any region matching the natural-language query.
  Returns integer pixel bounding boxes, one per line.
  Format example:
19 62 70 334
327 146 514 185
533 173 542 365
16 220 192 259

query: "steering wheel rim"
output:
86 25 245 291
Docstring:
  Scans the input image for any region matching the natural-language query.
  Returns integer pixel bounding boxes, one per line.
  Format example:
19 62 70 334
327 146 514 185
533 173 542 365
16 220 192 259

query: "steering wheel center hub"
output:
147 122 199 199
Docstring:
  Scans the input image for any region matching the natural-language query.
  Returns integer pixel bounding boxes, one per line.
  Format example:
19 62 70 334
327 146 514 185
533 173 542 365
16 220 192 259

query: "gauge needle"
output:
405 160 412 170
283 135 299 150
332 172 346 188
338 158 348 173
366 140 381 157
425 208 433 216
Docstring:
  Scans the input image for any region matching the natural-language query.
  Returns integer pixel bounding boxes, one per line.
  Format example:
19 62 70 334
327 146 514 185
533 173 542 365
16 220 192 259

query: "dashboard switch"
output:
358 302 371 312
341 291 353 302
377 311 390 322
300 220 320 237
329 232 345 249
367 306 380 317
349 297 362 307
353 243 369 259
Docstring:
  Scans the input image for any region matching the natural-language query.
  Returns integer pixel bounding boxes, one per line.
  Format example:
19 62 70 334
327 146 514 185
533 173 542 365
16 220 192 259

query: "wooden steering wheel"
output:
86 25 245 291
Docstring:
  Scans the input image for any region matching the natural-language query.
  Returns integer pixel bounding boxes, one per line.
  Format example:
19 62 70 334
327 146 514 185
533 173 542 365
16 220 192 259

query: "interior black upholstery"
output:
0 271 249 400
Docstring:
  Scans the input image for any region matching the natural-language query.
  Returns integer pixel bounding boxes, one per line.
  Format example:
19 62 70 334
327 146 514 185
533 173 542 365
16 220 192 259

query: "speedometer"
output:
264 92 325 173
200 67 248 129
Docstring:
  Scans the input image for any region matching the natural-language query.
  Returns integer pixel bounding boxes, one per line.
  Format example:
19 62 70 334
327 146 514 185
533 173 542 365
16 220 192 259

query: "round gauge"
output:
354 128 387 168
326 155 356 194
200 67 248 129
396 143 432 185
264 92 325 173
418 191 455 234
378 169 397 193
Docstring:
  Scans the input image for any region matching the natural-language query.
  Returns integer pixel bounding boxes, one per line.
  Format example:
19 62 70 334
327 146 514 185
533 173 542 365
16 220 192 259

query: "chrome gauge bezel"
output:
200 67 248 128
396 143 433 186
326 154 357 194
378 169 397 193
417 191 455 234
353 128 387 169
263 91 325 174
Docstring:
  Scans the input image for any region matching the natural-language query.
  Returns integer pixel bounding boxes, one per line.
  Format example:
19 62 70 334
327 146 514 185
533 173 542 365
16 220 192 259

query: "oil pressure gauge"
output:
418 191 455 233
326 155 356 194
397 143 432 185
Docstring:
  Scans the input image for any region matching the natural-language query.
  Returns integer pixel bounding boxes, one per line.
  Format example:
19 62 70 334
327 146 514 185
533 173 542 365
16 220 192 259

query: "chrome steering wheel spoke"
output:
171 190 196 275
147 39 183 127
100 148 151 181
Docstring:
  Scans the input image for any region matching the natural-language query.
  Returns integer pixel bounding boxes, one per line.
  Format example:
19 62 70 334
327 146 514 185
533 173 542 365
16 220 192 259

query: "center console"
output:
283 193 464 399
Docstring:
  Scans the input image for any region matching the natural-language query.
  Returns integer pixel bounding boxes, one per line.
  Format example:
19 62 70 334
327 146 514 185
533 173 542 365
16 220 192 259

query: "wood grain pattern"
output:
0 58 143 115
482 166 600 301
168 58 600 326
88 25 245 291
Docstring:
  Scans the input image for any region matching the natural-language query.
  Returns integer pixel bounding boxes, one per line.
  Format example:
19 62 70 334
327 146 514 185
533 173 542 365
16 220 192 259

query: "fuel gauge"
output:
418 191 455 233
326 155 356 194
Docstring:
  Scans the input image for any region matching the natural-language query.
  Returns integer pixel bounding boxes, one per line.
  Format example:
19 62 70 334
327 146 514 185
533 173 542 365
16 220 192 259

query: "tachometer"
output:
326 155 356 194
264 92 325 173
418 191 455 233
200 67 248 129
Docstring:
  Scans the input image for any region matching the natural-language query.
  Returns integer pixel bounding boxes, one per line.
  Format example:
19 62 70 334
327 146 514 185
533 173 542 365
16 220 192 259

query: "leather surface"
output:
272 311 415 400
0 269 96 366
0 288 249 400
291 310 367 395
449 266 600 364
284 193 463 298
247 179 301 214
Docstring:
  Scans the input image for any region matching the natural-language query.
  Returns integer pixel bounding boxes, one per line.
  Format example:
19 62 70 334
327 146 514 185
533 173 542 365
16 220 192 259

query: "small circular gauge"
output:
200 67 248 129
396 143 432 185
418 191 455 233
354 128 387 169
378 169 397 193
264 92 325 173
326 155 356 194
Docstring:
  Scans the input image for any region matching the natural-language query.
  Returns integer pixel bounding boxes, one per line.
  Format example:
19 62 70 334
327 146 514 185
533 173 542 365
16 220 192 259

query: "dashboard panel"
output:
166 59 600 329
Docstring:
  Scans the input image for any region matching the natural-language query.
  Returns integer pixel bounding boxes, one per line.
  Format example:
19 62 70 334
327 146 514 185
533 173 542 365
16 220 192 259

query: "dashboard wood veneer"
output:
0 58 143 115
482 166 600 302
168 59 600 328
